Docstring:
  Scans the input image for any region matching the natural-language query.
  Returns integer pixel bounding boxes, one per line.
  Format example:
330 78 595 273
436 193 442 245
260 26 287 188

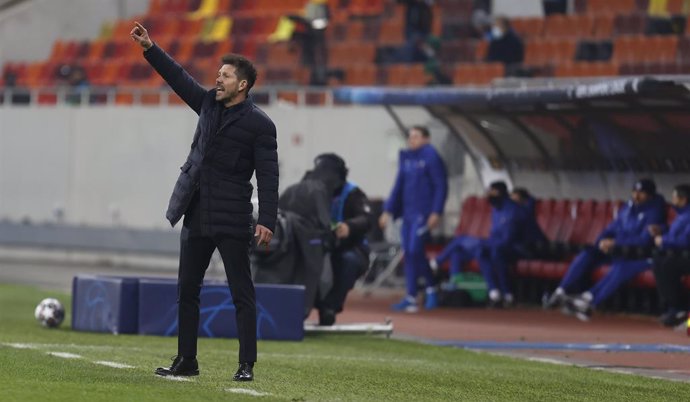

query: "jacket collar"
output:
217 97 253 133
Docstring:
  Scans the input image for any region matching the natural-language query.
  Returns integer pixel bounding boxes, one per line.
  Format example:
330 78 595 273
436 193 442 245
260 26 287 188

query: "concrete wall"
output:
0 0 149 63
0 103 469 230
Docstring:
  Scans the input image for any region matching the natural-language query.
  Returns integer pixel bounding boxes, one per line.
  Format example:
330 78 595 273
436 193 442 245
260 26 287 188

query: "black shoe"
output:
318 308 336 326
659 310 687 327
233 362 254 382
155 356 199 377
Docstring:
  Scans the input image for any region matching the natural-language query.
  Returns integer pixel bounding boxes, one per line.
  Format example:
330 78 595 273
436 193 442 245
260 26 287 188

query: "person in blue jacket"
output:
510 188 548 252
652 184 690 327
429 187 544 290
379 126 448 313
477 181 527 307
545 179 667 310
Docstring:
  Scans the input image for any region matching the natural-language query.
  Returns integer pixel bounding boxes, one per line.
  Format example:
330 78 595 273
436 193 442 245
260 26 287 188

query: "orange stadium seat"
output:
385 64 427 86
544 14 595 37
378 19 405 45
510 17 544 38
343 64 377 86
593 14 614 38
587 0 638 15
453 63 504 86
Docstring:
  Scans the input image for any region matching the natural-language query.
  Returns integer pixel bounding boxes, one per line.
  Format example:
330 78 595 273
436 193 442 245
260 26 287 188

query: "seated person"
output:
652 184 690 327
477 181 527 307
544 179 667 310
510 188 548 256
486 17 524 66
430 186 543 289
311 153 374 326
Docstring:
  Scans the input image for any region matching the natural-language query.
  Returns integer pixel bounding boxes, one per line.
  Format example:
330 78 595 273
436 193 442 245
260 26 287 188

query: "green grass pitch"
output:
1 283 689 401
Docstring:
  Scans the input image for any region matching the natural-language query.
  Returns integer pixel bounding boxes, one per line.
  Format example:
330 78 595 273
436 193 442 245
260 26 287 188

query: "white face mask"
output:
491 26 504 38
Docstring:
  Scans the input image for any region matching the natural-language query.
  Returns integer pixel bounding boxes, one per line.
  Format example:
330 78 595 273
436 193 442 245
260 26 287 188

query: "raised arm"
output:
130 22 206 114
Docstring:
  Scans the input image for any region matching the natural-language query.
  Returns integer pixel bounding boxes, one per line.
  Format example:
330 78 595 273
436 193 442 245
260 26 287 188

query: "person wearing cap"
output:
476 181 528 307
544 179 667 312
310 153 374 325
651 184 690 327
379 125 448 313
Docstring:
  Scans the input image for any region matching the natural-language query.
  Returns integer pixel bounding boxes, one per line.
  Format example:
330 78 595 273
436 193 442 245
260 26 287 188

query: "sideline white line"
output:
93 361 135 369
3 343 37 349
48 352 82 359
225 388 271 397
160 376 192 382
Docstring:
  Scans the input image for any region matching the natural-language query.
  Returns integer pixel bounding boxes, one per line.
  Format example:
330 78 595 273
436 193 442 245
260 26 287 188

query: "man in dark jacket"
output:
311 153 374 326
545 179 666 310
131 22 278 382
486 17 524 66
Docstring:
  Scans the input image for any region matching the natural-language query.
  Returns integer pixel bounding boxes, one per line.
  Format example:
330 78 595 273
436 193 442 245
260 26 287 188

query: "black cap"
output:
633 178 656 195
314 153 348 181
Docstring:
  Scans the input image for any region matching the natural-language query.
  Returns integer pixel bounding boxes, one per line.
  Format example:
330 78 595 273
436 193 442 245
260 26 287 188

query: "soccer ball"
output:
34 298 65 328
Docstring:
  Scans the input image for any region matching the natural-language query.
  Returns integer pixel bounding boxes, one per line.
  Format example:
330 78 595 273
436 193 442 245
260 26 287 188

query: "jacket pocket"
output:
180 161 192 173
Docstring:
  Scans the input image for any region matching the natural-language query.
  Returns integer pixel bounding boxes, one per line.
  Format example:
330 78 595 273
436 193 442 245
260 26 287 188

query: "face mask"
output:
488 195 504 208
491 26 504 39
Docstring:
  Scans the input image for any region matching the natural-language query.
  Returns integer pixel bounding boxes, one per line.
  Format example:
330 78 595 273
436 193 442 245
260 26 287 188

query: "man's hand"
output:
427 213 441 230
334 222 350 239
255 224 273 247
378 212 390 229
598 238 615 254
654 235 663 247
130 21 153 50
648 224 663 237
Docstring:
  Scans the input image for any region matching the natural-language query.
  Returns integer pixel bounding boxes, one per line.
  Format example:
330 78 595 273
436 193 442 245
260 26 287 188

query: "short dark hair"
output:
314 153 348 181
674 184 690 200
409 125 430 138
490 180 508 196
511 187 531 201
221 54 258 94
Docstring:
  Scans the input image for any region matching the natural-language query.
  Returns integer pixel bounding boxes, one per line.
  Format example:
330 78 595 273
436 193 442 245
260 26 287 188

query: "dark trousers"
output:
653 255 690 311
319 249 367 313
177 193 256 363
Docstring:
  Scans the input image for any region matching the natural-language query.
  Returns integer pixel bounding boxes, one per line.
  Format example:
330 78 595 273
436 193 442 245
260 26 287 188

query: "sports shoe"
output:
429 258 439 272
424 289 438 310
566 295 592 322
502 293 515 308
542 289 566 309
658 309 687 327
391 296 418 313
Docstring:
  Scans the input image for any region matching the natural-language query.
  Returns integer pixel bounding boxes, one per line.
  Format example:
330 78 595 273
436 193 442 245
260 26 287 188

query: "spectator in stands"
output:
477 181 528 307
544 179 667 311
379 126 447 313
652 184 690 327
311 153 374 326
399 0 434 41
486 17 524 70
131 22 278 382
290 0 330 85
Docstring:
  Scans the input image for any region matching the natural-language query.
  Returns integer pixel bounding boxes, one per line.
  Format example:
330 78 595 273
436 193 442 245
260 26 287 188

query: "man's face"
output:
510 192 522 204
215 64 245 104
407 129 427 151
671 190 688 208
631 190 650 205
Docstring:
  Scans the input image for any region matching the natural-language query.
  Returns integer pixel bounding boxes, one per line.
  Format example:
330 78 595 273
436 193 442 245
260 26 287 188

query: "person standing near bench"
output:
130 22 278 382
379 126 448 313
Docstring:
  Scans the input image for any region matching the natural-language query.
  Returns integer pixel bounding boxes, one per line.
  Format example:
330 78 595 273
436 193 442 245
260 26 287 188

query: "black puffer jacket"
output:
144 44 279 237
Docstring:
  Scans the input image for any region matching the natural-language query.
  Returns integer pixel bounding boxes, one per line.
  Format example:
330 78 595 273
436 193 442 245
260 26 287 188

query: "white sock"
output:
489 289 501 302
554 287 565 296
405 295 416 304
426 286 436 295
581 291 593 302
429 259 438 271
504 293 514 304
